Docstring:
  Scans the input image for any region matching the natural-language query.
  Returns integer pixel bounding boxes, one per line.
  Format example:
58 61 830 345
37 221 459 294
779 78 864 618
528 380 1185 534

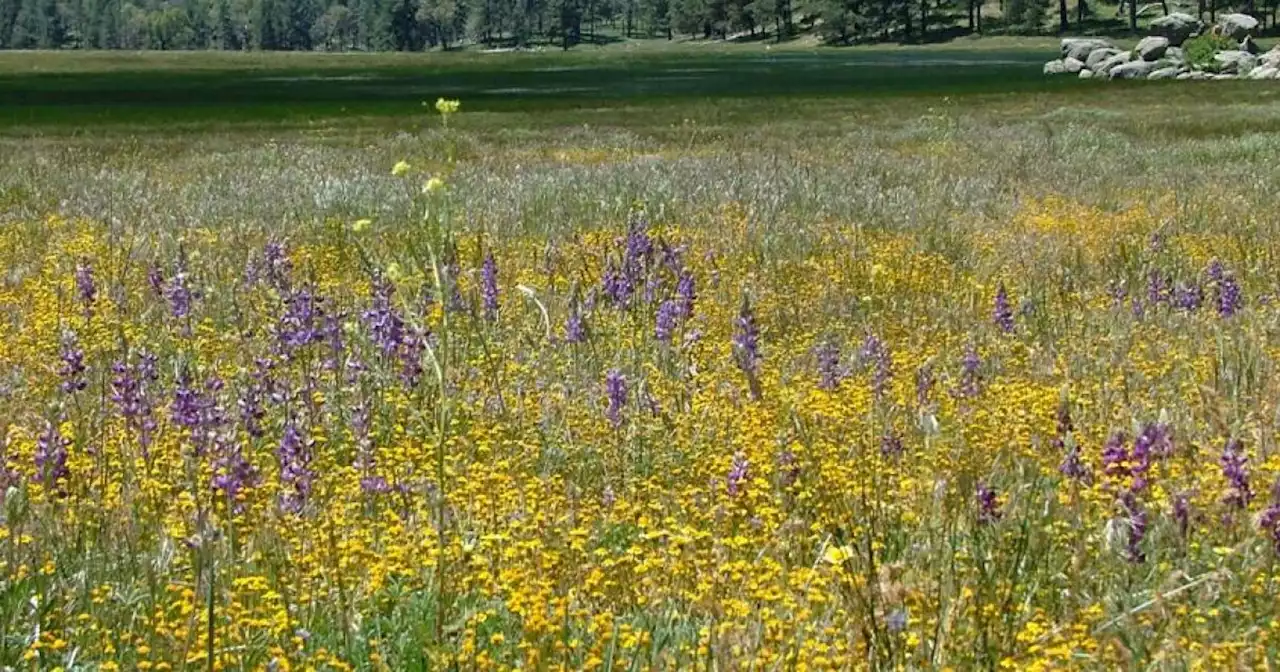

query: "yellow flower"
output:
423 176 446 194
391 160 411 177
386 262 403 281
352 219 372 233
822 544 854 565
435 98 461 116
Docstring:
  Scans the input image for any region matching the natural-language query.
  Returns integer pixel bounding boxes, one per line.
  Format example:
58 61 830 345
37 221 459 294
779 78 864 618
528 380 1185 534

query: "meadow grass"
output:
4 47 1280 669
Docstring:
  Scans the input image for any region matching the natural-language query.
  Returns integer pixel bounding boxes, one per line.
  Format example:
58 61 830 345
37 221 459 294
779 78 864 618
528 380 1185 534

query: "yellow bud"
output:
423 176 446 194
391 160 411 177
352 218 371 233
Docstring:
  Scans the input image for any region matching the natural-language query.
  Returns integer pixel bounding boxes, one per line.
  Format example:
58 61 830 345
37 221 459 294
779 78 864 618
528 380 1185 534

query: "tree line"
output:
0 0 1275 51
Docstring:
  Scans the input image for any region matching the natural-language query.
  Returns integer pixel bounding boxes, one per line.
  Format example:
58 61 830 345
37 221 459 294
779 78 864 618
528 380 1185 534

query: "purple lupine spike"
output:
880 431 904 459
976 482 1001 524
441 249 465 312
363 273 405 357
212 443 258 510
1131 297 1146 319
1258 479 1280 554
1135 422 1172 459
865 337 892 399
1146 270 1170 305
655 300 679 343
74 259 96 317
1121 493 1147 563
915 363 935 407
1101 431 1129 480
480 252 499 321
1059 444 1090 482
1108 280 1128 307
732 297 761 374
58 331 86 395
399 327 426 390
238 375 265 440
604 369 627 428
165 270 193 321
623 218 653 276
726 452 750 496
993 283 1014 333
564 306 587 344
1173 492 1191 539
33 420 70 488
147 263 165 297
1173 281 1203 312
1220 438 1252 510
263 240 292 291
1206 259 1225 284
958 344 982 398
276 286 325 355
602 262 635 308
277 419 313 514
675 271 696 319
815 341 842 391
110 361 141 420
659 238 684 274
1215 272 1242 318
171 370 203 431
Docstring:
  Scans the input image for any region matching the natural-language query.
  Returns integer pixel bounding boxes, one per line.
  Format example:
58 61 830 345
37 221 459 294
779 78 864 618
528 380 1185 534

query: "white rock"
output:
1218 13 1259 41
1137 35 1170 61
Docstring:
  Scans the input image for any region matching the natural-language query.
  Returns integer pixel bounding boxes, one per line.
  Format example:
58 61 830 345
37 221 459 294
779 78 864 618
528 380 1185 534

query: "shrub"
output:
1183 31 1236 68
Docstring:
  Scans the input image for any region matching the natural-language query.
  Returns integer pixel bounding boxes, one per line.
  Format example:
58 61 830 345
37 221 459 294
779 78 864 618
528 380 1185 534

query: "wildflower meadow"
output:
6 48 1280 670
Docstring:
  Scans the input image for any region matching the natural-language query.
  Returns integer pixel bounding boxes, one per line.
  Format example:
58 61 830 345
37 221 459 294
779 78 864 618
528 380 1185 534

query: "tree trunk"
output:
1077 0 1086 23
1128 0 1136 31
968 0 975 30
1059 0 1068 30
920 0 927 39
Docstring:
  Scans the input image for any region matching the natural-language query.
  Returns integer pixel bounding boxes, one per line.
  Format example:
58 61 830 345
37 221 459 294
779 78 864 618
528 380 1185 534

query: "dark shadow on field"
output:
0 47 1080 129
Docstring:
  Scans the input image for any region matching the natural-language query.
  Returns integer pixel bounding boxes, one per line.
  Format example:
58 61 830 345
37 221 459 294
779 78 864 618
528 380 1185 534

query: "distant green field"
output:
0 42 1079 130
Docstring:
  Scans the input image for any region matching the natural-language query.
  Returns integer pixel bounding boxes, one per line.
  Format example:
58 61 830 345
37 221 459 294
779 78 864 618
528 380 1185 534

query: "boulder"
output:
1241 35 1260 54
1211 73 1239 80
1085 48 1122 69
1137 35 1170 61
1150 12 1202 45
1148 66 1181 80
1097 51 1133 74
1218 13 1259 41
1177 70 1210 80
1214 50 1257 74
1165 46 1185 63
1261 46 1280 67
1079 68 1096 79
1062 37 1114 61
1110 60 1161 79
1044 59 1067 75
1063 57 1086 73
1249 65 1278 79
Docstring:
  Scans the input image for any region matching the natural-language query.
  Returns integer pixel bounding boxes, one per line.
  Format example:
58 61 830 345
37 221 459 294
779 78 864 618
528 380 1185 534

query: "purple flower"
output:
1214 269 1242 318
815 341 843 391
277 419 313 514
1101 431 1129 481
858 333 892 397
1173 492 1191 539
880 431 903 459
33 420 70 487
147 264 166 297
1220 438 1252 510
655 300 679 343
976 482 1001 524
1121 493 1146 563
565 306 587 344
1259 479 1280 554
276 286 325 355
480 252 499 321
732 297 761 374
165 271 194 322
675 271 696 319
212 443 258 509
886 609 908 634
238 371 266 440
993 283 1014 333
1059 444 1090 482
726 452 749 496
363 273 405 357
1173 281 1203 312
604 369 627 428
111 355 157 457
399 327 427 390
1146 271 1170 305
58 331 86 395
602 262 635 308
74 259 96 317
263 240 293 291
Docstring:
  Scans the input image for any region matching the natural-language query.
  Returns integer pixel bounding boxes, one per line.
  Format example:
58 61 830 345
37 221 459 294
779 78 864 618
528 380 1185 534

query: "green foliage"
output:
1183 31 1235 68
